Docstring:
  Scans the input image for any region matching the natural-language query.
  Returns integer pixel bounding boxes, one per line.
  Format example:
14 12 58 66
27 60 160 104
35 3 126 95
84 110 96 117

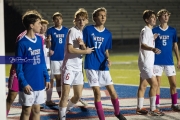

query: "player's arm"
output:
45 35 51 48
67 43 94 54
173 42 180 69
105 49 111 67
141 43 161 54
67 30 94 54
15 43 32 94
76 37 86 50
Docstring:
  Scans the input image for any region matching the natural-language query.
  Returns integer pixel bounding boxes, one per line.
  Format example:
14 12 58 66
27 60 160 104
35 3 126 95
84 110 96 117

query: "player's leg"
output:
6 73 19 116
51 61 62 98
54 75 61 97
20 106 32 120
168 76 180 111
79 86 88 107
147 76 164 116
59 69 73 120
6 90 18 115
58 84 70 120
165 65 180 111
103 70 126 120
31 104 40 120
155 76 161 109
85 69 105 120
67 71 84 112
154 65 163 109
19 91 36 120
31 89 45 120
136 77 148 115
46 78 57 106
67 85 84 112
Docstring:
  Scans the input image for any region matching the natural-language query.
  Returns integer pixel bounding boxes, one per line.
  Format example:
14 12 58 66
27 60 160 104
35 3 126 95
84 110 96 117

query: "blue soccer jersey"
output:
15 35 50 91
152 26 178 65
47 26 68 61
83 25 112 70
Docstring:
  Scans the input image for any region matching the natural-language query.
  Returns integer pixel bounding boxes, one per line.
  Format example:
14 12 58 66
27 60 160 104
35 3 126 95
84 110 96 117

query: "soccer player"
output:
6 31 26 116
137 10 164 116
46 12 68 99
152 9 180 111
15 10 50 120
6 10 41 116
83 7 126 120
39 19 57 106
58 8 94 120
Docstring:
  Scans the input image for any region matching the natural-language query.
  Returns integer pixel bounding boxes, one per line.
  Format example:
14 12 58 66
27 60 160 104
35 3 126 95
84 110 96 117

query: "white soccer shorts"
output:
19 89 45 106
154 65 176 76
51 60 63 75
139 67 155 79
61 69 84 85
85 69 113 87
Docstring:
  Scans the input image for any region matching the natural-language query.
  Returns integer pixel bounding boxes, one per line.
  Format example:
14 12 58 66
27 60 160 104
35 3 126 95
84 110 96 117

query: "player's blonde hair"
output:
73 8 88 24
41 19 49 24
157 9 171 19
52 12 63 20
92 7 107 22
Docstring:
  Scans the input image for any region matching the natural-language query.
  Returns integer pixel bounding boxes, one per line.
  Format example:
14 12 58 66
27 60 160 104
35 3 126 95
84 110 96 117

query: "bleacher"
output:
5 0 180 40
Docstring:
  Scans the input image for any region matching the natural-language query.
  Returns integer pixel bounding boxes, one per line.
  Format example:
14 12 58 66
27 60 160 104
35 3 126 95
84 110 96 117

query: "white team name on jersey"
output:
56 34 64 38
93 36 104 42
159 35 169 40
30 49 40 55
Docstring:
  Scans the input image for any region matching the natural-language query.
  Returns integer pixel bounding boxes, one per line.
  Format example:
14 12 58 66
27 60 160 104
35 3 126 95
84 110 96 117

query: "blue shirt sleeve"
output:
15 42 29 89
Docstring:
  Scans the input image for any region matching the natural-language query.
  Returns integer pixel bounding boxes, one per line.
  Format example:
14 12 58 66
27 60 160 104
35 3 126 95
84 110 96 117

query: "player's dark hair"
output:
22 10 42 29
142 10 156 23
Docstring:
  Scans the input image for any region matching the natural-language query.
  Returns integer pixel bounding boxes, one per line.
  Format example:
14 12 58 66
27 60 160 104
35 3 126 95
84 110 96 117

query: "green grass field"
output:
5 53 180 87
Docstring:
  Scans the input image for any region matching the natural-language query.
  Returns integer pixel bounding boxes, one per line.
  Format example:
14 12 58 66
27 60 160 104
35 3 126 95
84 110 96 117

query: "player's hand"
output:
153 33 159 40
49 50 54 56
23 85 33 95
46 35 51 42
152 48 161 54
45 82 51 91
107 59 111 67
177 60 180 69
86 47 94 54
76 37 85 46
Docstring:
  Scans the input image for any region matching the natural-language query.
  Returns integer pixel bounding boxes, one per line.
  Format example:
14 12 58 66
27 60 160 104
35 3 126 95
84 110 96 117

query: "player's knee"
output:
32 108 40 115
7 95 16 103
151 82 158 90
22 109 31 116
